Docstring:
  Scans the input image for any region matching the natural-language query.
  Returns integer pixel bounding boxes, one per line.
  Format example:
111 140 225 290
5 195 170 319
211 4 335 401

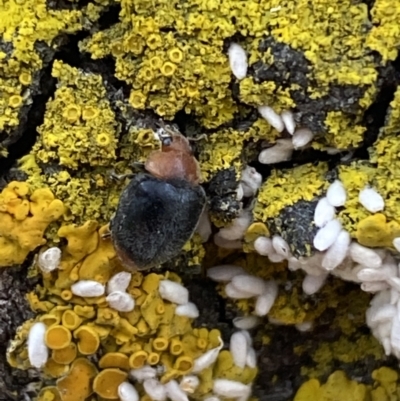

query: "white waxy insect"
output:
292 128 313 149
349 242 382 269
313 219 342 251
326 180 347 207
179 376 200 394
236 184 244 201
225 282 255 299
268 252 286 263
382 337 392 356
213 379 251 398
370 289 391 307
393 237 400 253
254 281 278 316
288 257 302 271
143 379 167 401
377 321 392 340
175 302 199 319
359 187 384 213
258 139 293 164
254 236 273 256
246 347 257 368
390 288 400 305
28 322 48 368
258 105 284 132
321 230 351 271
281 110 296 135
118 382 139 401
213 232 243 249
230 331 248 369
129 365 157 382
369 304 396 324
295 321 313 332
207 265 245 282
106 291 135 312
272 236 291 258
107 272 132 294
302 273 328 295
192 337 223 373
165 380 189 401
240 166 262 197
218 210 252 241
159 280 189 305
391 315 400 358
314 197 335 228
361 281 389 293
231 275 268 296
357 266 395 282
233 316 260 330
38 247 61 273
195 209 212 243
71 280 105 297
228 43 248 80
387 277 400 292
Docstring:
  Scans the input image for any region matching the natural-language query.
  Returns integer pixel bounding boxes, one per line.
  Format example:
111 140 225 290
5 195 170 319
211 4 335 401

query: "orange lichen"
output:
0 182 64 267
37 386 62 401
99 352 130 370
52 343 77 365
74 325 100 355
153 337 169 351
56 358 98 401
62 310 82 330
45 326 72 350
170 338 184 356
129 350 148 369
44 358 69 378
356 213 400 247
174 355 193 373
93 368 128 399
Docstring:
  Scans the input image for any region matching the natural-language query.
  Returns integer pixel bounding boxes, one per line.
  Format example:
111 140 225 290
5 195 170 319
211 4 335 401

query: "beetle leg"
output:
130 162 146 173
101 231 112 239
109 170 134 181
187 134 208 142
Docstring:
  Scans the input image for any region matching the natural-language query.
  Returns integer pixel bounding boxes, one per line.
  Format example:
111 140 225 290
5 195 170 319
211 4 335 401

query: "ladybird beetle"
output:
110 123 206 271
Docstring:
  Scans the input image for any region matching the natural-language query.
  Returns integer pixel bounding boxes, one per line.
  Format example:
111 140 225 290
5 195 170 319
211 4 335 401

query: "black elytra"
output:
110 173 206 270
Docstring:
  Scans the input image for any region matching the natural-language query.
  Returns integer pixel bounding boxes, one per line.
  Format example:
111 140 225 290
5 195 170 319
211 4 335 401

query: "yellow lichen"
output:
0 0 85 154
56 358 98 401
356 214 400 248
45 325 72 350
254 163 328 221
99 352 130 370
33 61 119 169
44 358 70 378
74 325 100 355
366 1 400 61
37 387 62 401
93 368 128 399
0 182 64 267
61 310 82 330
296 366 400 401
52 343 77 365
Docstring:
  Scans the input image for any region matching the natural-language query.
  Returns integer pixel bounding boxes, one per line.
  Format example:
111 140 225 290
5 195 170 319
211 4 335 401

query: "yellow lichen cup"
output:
62 310 82 330
45 325 72 350
168 48 183 63
170 338 183 355
74 326 100 355
96 133 111 147
161 62 177 77
129 350 148 369
153 337 169 351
